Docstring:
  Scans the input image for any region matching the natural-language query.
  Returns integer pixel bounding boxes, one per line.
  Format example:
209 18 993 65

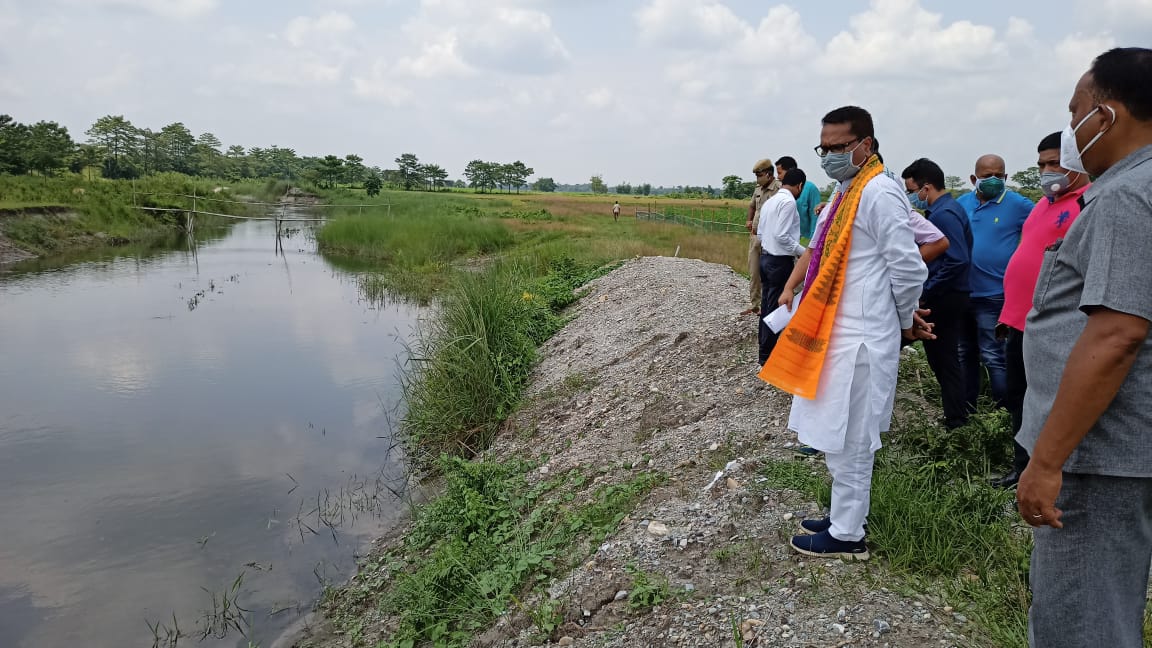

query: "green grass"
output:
324 457 663 648
400 257 606 464
758 349 1033 647
0 173 283 255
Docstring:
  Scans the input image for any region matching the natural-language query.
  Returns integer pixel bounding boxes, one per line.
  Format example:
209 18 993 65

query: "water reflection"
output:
0 218 417 647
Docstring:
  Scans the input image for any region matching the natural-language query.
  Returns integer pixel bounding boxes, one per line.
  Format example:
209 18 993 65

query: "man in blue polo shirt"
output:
903 158 973 429
956 154 1033 410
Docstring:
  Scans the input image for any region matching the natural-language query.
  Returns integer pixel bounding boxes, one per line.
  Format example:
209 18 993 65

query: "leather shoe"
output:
991 471 1020 489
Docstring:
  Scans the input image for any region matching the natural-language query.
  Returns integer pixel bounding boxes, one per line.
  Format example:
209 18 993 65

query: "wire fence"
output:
132 188 392 222
634 203 749 235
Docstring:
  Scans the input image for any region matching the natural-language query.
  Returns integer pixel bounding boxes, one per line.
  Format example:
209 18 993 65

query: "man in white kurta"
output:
780 107 927 559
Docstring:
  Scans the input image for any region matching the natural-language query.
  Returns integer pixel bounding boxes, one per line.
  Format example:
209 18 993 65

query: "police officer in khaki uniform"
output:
744 158 782 315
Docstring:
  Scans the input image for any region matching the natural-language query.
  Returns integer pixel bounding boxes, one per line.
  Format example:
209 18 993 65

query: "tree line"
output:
0 113 551 198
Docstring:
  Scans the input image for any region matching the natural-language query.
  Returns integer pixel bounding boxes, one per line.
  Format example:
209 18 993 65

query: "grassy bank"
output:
312 189 1042 647
314 189 749 303
323 457 662 647
761 348 1031 647
0 173 288 257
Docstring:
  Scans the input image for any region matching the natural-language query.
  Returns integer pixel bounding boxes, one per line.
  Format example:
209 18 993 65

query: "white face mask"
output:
1060 105 1116 174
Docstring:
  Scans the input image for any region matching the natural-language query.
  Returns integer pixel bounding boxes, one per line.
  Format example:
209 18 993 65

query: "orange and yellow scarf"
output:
757 155 884 399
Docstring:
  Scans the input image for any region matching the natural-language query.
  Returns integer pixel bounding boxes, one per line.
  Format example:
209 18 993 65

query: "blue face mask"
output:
907 190 929 210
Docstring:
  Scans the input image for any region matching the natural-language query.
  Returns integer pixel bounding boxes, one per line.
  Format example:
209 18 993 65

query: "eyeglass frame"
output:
813 138 865 158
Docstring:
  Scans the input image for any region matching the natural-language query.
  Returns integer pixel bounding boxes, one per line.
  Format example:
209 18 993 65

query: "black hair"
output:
1038 131 1062 152
1090 47 1152 121
781 168 806 187
776 156 798 171
900 158 945 190
822 106 875 141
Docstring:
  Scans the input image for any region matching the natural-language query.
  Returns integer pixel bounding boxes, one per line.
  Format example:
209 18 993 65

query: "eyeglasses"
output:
754 169 771 176
814 139 860 158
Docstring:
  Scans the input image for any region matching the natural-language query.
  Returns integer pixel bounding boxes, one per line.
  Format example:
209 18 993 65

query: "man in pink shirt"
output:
992 132 1091 488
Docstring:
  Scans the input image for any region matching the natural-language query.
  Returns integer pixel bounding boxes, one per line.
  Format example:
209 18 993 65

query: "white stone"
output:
647 521 670 537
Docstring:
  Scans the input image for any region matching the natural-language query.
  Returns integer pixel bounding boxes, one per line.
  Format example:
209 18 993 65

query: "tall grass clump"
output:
401 257 603 462
317 209 513 264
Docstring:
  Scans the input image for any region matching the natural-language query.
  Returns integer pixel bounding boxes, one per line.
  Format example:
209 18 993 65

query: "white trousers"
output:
825 346 877 542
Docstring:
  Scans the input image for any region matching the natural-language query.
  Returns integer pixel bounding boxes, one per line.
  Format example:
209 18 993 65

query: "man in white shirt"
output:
755 168 807 363
764 106 928 560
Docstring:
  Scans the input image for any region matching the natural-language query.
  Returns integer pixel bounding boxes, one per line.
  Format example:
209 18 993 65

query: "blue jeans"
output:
960 295 1007 408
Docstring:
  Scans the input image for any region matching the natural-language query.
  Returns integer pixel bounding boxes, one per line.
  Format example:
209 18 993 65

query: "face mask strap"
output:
1074 104 1117 158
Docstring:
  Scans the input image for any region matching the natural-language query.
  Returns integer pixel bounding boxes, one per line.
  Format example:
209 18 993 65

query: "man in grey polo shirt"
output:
1016 47 1152 647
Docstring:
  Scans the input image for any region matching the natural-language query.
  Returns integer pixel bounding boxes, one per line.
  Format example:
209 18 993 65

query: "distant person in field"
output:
612 201 621 221
775 157 822 246
755 168 807 364
743 159 781 318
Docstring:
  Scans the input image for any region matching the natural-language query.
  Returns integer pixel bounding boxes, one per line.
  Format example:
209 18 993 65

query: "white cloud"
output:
1096 0 1152 26
83 61 139 94
635 3 816 106
817 0 1001 76
635 0 748 49
209 13 358 88
283 12 356 48
398 1 571 76
1006 17 1033 42
395 35 471 78
585 87 615 110
79 0 217 19
454 7 571 75
1055 32 1117 75
351 62 414 106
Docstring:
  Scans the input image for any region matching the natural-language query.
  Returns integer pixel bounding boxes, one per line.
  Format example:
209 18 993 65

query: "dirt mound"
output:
291 256 970 648
476 256 966 648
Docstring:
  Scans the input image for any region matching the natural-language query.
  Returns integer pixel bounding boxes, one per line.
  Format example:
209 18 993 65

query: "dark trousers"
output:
758 253 794 364
1004 327 1031 475
921 291 971 428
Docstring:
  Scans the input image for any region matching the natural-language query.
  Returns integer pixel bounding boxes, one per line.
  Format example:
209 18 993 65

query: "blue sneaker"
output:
799 517 831 535
794 444 823 457
790 530 870 561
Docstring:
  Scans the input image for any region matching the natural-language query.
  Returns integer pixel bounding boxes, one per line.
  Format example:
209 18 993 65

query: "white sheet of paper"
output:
763 296 800 334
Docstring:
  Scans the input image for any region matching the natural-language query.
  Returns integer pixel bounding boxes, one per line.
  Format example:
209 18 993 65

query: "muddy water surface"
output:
0 216 415 647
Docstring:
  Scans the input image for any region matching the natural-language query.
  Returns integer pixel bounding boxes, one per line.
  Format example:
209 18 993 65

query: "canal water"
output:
0 216 417 647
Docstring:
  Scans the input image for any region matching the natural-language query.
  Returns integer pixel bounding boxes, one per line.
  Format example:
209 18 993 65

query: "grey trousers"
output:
1030 472 1152 648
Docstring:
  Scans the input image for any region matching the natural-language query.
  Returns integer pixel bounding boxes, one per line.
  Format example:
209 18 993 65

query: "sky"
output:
1 0 1150 188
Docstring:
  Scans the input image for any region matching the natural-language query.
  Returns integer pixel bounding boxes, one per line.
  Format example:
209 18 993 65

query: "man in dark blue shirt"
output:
903 158 973 428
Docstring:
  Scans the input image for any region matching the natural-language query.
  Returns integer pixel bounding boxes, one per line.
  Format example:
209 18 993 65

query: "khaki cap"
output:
752 158 774 173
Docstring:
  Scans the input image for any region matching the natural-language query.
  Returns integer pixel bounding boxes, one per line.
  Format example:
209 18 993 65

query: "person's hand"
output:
745 220 754 233
995 322 1010 341
815 201 827 215
1016 463 1064 528
778 291 795 312
902 309 936 340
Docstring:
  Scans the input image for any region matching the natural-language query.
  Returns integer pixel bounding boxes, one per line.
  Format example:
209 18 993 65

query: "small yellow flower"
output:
522 292 534 301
